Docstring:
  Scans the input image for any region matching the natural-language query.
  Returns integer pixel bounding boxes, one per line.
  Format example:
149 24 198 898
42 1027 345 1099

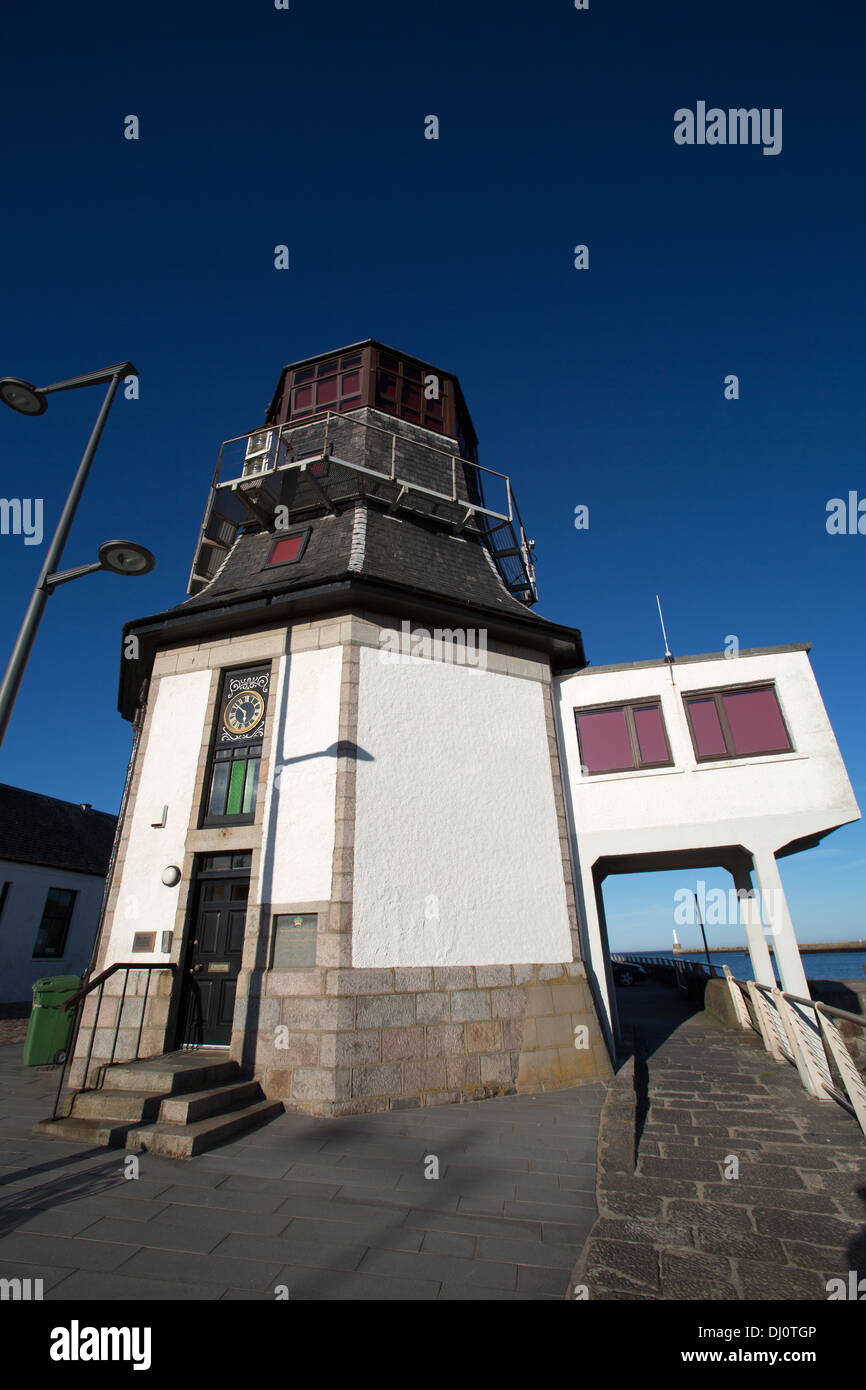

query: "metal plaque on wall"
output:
271 913 318 969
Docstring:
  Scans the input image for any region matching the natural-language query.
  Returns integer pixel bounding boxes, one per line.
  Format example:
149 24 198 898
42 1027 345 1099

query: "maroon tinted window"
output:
577 709 632 773
266 531 309 566
289 354 366 420
633 705 669 764
576 700 672 774
372 351 451 434
377 371 397 402
685 686 791 761
686 698 727 758
722 688 790 755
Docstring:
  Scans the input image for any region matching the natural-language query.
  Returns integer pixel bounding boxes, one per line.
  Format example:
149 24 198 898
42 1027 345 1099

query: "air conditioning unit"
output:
243 430 274 476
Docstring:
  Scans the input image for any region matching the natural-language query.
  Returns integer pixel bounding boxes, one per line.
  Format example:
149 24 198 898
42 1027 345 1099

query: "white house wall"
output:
352 648 572 967
0 859 105 1002
105 668 212 966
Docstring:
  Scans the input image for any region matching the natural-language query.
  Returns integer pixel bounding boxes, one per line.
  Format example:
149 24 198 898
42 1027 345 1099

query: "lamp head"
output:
0 377 48 416
98 540 155 576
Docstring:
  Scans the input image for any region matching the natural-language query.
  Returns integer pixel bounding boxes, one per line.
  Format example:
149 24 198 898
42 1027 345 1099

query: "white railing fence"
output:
724 965 866 1140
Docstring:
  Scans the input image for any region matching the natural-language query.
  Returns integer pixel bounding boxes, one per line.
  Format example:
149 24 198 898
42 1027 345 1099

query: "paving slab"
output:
0 1042 603 1300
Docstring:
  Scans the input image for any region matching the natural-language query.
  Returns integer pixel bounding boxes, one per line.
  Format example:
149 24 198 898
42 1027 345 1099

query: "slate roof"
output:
0 784 116 876
176 500 546 623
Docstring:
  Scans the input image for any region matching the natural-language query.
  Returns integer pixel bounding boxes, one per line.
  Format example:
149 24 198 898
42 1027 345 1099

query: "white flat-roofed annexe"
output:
555 645 860 1045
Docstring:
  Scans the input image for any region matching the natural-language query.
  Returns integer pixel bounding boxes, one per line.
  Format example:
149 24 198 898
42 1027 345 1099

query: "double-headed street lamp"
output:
0 362 155 749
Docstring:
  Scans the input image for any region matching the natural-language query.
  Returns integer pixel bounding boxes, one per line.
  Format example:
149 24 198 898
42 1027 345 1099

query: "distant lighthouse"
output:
672 928 683 955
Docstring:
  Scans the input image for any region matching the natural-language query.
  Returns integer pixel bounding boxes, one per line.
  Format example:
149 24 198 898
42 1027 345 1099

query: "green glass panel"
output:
226 760 247 815
242 758 260 814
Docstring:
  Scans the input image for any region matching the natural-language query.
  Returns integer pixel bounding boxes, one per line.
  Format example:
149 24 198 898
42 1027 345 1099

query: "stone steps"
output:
128 1097 284 1159
33 1050 282 1157
157 1079 262 1124
32 1114 143 1148
96 1054 240 1095
69 1088 166 1124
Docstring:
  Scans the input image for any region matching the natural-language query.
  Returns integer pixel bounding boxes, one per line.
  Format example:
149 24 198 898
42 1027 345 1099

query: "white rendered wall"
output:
353 649 572 966
105 668 212 966
259 645 342 905
557 649 859 863
555 648 860 1032
0 859 105 1001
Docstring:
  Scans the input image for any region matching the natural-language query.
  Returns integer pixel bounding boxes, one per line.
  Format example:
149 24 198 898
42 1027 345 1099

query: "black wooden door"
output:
181 874 248 1046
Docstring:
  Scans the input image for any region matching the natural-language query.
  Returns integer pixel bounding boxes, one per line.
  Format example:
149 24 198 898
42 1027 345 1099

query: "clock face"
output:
222 688 265 736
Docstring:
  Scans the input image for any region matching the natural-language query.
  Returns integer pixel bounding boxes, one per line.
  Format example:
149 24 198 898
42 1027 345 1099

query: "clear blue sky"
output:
0 1 863 945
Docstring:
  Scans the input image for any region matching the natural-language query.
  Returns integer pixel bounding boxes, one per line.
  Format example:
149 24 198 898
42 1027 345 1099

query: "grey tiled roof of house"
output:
0 784 116 876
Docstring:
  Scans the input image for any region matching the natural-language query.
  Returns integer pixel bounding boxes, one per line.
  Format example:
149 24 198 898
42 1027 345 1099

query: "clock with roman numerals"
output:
222 688 265 736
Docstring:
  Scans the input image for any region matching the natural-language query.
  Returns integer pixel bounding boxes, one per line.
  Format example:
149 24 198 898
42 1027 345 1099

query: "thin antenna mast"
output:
656 595 676 683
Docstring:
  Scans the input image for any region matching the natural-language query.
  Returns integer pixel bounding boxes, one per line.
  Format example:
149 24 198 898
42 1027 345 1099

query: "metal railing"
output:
188 411 538 604
722 966 866 1140
612 952 719 996
51 963 175 1120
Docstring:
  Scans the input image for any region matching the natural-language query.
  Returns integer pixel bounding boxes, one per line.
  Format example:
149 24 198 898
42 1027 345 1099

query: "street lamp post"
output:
0 361 155 748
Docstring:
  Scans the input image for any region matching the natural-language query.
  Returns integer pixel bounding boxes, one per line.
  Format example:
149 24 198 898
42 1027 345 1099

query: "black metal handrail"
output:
612 952 720 978
51 962 176 1120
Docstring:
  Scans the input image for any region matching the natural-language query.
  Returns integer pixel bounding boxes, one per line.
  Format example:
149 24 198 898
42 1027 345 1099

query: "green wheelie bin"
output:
22 975 82 1066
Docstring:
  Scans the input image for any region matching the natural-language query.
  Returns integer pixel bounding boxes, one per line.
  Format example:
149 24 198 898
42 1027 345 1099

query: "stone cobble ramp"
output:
570 1005 865 1301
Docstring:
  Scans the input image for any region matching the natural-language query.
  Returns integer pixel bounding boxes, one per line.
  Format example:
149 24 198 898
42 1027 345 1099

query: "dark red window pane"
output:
340 353 362 368
293 385 313 411
316 359 338 377
633 705 668 764
722 688 789 755
294 367 315 384
317 377 338 405
377 372 397 401
577 709 632 773
379 354 398 370
426 396 443 418
402 382 422 410
268 535 304 565
425 415 444 432
687 698 726 757
403 363 422 381
341 371 361 396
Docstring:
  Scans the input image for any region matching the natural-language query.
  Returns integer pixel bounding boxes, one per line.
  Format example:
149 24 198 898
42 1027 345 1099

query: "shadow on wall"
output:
279 740 374 767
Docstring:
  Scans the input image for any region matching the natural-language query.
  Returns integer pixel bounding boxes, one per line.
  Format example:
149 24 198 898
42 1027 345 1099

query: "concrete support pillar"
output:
731 859 775 988
751 850 810 999
592 870 619 1051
